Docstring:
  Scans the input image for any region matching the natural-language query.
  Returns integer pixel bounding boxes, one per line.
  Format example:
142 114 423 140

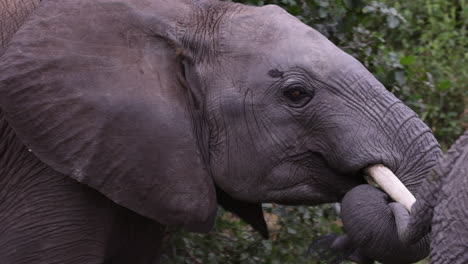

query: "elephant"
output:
321 131 468 263
0 0 441 263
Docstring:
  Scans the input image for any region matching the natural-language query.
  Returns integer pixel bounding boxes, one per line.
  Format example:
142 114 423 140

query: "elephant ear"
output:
0 1 217 231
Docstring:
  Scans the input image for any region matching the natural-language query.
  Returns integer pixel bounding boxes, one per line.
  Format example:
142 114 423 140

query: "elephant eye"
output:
283 86 313 107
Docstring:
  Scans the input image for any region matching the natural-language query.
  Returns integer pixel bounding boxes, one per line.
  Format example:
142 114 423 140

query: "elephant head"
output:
0 0 440 246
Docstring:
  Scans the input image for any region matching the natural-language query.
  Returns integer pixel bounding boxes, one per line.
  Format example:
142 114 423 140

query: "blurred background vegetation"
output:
162 0 466 263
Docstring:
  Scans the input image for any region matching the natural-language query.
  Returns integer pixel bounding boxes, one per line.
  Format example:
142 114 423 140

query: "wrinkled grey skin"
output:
398 131 468 263
0 0 440 263
0 0 41 51
337 131 468 263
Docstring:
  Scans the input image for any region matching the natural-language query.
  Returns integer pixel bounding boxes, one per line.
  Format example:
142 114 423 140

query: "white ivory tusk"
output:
365 164 416 212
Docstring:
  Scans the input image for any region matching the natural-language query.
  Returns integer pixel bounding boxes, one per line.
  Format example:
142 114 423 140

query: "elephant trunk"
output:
316 66 441 196
316 68 442 262
338 107 439 262
340 184 430 263
336 123 440 262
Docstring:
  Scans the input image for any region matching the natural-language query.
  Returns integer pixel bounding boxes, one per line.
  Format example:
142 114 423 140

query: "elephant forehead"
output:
265 35 359 78
225 6 363 81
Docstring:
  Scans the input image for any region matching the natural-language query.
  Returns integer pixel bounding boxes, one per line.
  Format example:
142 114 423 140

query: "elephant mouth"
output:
318 150 417 208
323 161 417 210
269 152 417 209
339 163 417 210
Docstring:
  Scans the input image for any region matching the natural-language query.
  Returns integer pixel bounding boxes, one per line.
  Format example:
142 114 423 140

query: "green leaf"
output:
437 80 452 90
400 56 416 65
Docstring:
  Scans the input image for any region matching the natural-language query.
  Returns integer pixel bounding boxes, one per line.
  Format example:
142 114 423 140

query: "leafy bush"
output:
162 204 345 264
164 0 466 263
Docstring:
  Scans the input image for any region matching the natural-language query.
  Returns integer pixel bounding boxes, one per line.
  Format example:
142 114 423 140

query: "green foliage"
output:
162 205 347 264
165 0 466 263
388 0 467 146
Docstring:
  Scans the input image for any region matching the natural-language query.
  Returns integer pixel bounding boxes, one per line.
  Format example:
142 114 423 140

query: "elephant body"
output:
0 0 441 263
0 109 166 263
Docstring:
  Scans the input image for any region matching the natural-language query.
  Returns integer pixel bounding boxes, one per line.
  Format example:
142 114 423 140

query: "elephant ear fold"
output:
0 1 216 231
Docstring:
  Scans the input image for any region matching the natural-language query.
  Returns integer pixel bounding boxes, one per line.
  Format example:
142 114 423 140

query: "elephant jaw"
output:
364 164 416 212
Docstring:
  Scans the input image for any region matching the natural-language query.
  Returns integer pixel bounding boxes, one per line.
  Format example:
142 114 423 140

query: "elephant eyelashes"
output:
283 86 313 107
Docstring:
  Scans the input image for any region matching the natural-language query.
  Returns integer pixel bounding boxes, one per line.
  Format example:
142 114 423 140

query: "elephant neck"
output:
0 108 47 184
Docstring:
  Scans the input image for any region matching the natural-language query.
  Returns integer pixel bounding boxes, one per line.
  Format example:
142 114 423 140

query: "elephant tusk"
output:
365 164 416 212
